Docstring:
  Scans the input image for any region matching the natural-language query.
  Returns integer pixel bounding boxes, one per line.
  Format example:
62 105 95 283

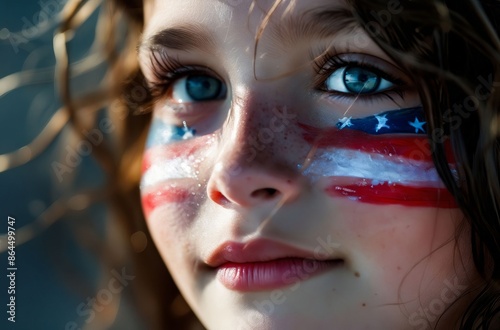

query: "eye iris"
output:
186 75 222 101
343 67 381 94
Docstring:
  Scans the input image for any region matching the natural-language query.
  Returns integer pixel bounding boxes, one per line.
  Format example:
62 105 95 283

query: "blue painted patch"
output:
336 106 426 135
146 119 196 147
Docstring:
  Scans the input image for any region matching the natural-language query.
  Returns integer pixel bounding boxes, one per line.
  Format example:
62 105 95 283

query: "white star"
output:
408 117 426 133
338 116 353 129
374 114 390 132
181 121 195 140
181 128 195 140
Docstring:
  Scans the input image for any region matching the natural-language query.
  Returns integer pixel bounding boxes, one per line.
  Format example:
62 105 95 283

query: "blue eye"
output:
172 75 226 102
325 66 394 94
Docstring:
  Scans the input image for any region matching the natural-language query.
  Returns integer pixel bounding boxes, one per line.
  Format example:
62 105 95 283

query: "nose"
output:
208 161 302 207
206 96 303 208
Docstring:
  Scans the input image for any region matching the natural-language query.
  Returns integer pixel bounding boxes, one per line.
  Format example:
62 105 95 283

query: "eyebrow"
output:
140 24 216 52
139 7 358 53
270 7 359 46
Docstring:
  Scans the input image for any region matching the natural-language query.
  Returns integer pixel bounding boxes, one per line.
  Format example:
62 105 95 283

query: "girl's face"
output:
139 0 475 328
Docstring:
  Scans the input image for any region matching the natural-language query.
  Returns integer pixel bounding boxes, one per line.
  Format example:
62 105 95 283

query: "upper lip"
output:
205 239 338 268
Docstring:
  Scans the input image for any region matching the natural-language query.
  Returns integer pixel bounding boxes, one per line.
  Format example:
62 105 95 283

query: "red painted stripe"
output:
141 186 190 217
325 181 457 208
299 123 454 162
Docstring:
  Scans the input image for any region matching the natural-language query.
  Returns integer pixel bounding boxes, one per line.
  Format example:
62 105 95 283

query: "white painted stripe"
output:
302 149 444 186
142 149 449 189
141 158 197 188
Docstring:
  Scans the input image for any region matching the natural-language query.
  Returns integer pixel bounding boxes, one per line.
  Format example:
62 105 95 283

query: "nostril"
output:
250 188 280 199
210 190 231 205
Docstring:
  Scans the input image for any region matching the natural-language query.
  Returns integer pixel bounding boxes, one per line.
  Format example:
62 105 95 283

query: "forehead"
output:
142 0 354 44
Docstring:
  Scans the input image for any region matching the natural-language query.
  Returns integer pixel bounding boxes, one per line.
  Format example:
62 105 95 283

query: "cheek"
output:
139 133 216 291
141 185 194 219
145 204 202 303
145 199 221 308
140 133 215 217
342 204 465 300
300 118 457 209
146 205 192 256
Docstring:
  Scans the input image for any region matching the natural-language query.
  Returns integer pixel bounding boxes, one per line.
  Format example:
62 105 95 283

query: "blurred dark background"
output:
0 1 143 329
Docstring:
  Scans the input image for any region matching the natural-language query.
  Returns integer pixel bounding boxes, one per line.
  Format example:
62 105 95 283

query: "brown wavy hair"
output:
54 0 199 328
349 0 500 328
54 0 499 328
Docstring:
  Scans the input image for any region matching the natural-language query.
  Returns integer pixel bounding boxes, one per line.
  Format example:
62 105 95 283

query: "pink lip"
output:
207 240 342 292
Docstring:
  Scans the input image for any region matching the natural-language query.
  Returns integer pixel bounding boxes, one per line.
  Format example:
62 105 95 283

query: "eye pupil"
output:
343 67 381 94
186 75 223 101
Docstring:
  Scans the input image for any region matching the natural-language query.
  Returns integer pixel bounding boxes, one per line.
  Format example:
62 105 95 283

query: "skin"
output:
138 0 477 329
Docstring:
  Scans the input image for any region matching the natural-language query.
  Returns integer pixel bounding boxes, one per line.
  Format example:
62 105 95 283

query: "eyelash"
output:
145 50 409 105
313 52 408 102
147 50 209 99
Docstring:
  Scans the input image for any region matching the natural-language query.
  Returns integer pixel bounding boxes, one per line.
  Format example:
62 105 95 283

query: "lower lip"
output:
216 258 341 292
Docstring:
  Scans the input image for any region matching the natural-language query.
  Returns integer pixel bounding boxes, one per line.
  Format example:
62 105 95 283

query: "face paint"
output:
141 117 210 217
146 119 197 146
337 106 427 134
142 119 199 186
326 180 456 208
141 185 192 217
301 107 456 208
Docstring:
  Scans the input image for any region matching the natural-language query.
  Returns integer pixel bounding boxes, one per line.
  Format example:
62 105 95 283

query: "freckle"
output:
397 266 401 271
354 272 360 278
